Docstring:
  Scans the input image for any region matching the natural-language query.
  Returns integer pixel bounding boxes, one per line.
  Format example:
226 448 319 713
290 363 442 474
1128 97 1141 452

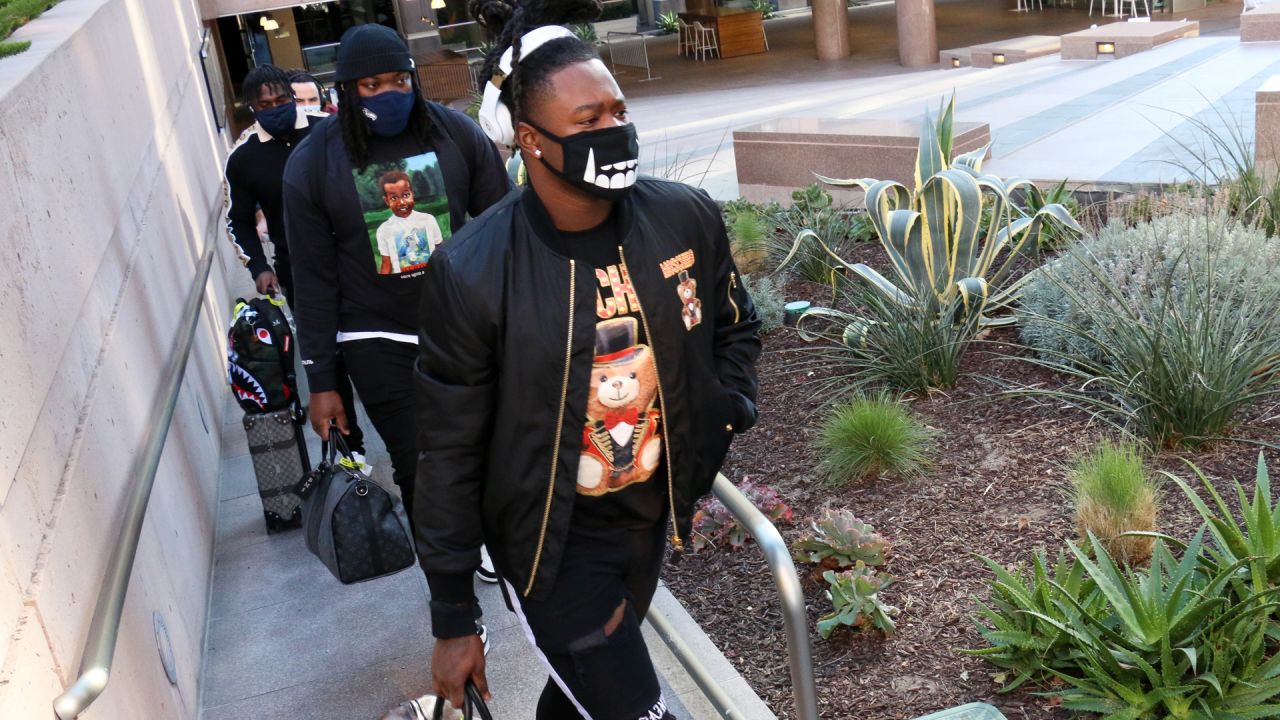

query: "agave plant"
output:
782 96 1083 334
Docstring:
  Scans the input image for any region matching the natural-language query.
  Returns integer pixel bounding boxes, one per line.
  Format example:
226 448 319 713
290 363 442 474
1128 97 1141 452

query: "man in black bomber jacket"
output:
417 19 761 720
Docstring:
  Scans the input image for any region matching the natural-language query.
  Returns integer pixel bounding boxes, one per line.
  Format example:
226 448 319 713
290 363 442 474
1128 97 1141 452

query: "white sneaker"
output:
476 545 499 584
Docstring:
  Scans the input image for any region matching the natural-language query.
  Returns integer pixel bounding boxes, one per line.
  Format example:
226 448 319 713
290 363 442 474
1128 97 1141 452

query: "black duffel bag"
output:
296 432 415 584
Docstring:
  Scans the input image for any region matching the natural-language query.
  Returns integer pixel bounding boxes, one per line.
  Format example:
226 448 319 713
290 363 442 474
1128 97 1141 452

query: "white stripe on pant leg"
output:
503 579 595 720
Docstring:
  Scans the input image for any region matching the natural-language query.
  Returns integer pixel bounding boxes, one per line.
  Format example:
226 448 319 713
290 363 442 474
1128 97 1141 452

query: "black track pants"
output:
508 523 677 720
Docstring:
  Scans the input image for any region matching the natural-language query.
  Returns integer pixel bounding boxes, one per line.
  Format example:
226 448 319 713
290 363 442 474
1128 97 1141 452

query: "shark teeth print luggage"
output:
228 297 310 532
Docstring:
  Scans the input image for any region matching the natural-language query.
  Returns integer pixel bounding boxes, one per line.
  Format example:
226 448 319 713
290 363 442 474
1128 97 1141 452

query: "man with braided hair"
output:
415 1 761 717
283 23 510 561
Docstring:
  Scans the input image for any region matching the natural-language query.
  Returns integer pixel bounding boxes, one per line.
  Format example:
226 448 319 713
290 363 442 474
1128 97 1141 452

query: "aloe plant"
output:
969 527 1280 718
1164 454 1280 601
782 96 1083 331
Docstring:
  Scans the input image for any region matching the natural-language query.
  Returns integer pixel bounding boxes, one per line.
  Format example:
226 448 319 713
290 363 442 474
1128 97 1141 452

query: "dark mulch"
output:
663 269 1280 720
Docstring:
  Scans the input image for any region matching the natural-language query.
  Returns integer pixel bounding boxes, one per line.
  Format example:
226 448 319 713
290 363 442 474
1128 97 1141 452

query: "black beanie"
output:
334 24 413 82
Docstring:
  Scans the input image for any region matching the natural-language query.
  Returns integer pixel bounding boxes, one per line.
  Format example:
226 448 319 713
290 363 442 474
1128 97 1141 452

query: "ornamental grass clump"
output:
1012 213 1280 448
1069 440 1158 566
813 394 936 484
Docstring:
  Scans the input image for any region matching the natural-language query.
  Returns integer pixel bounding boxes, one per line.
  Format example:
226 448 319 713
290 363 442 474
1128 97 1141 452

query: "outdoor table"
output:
677 9 768 58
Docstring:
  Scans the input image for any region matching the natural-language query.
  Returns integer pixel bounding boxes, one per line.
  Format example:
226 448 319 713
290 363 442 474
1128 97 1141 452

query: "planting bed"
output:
664 268 1280 720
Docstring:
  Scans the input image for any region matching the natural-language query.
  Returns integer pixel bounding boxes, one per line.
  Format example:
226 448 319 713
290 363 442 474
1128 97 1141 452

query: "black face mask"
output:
529 122 640 200
255 101 297 140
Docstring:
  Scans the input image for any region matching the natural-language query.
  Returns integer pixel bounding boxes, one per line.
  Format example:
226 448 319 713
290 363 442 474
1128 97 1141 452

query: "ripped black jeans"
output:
508 522 676 720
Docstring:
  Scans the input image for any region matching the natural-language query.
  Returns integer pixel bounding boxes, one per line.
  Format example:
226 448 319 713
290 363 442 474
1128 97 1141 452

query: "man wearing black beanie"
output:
283 24 511 552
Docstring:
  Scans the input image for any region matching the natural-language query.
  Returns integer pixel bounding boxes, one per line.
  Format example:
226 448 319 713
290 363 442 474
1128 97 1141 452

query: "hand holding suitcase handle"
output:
310 394 350 441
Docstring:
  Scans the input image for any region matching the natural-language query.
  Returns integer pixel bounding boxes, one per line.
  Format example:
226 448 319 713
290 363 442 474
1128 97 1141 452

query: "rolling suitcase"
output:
228 296 310 532
243 408 309 531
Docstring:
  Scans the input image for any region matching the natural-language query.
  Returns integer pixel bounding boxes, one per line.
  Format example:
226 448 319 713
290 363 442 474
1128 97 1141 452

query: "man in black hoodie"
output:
283 24 510 520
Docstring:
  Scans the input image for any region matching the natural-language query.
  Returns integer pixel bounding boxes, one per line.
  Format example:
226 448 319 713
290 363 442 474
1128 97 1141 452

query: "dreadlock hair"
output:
337 74 434 170
473 0 603 128
242 64 294 109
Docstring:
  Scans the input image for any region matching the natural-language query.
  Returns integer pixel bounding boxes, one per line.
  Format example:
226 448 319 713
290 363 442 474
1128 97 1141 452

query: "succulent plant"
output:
817 563 898 638
794 508 890 569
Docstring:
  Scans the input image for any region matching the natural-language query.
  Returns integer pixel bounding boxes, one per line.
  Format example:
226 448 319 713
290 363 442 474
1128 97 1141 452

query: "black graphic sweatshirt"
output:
225 110 326 279
283 104 511 392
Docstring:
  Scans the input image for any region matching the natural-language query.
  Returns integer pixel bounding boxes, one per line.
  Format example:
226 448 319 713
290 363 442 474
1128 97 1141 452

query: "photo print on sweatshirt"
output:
352 151 452 276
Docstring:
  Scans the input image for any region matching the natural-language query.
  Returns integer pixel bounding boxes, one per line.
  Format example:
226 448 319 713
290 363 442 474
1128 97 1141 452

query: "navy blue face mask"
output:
255 102 297 139
360 90 416 137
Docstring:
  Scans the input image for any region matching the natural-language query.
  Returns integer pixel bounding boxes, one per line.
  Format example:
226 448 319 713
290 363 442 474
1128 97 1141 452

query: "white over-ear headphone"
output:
477 24 578 148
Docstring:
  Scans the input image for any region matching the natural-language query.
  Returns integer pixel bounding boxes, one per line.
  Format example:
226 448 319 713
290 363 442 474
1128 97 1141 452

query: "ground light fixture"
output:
992 53 1006 65
783 301 811 327
1097 41 1116 55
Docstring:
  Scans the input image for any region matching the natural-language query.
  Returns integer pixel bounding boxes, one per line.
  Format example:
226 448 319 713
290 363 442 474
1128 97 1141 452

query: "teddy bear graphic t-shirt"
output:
542 210 667 531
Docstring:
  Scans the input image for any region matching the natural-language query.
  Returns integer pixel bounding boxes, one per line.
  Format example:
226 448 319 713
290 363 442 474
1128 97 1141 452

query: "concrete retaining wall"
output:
0 0 237 717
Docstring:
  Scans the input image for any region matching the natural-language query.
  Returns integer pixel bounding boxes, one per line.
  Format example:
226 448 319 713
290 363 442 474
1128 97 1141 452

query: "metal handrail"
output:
52 243 217 720
648 473 818 720
645 606 745 718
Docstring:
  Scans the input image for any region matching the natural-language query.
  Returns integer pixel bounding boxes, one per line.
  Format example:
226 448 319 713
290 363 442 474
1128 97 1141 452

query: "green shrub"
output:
766 184 861 285
1 0 57 45
1069 440 1158 566
813 393 936 484
725 200 769 274
740 273 784 334
795 278 980 394
655 10 679 34
795 509 889 569
600 0 635 21
750 0 776 19
570 23 598 43
1018 213 1280 369
818 564 897 638
1013 213 1280 448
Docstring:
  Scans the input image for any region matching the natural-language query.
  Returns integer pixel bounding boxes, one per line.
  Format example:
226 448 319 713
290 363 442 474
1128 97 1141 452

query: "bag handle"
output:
430 682 492 720
465 682 494 720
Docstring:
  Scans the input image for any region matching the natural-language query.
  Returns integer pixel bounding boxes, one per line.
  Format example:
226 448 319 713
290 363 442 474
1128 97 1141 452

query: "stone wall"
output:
0 0 237 717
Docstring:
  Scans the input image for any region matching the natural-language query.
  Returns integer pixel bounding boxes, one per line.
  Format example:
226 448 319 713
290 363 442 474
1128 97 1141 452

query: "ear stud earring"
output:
534 149 542 157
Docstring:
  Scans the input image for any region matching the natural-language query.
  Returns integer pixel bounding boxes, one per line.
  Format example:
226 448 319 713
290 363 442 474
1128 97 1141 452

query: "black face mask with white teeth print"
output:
529 121 641 201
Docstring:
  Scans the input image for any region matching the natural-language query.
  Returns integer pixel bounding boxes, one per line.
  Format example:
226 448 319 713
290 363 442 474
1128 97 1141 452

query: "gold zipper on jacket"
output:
525 259 577 597
727 271 741 325
618 247 683 552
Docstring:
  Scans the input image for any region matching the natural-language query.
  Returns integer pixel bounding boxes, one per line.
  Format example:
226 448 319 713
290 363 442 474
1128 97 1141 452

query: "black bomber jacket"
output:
414 177 762 637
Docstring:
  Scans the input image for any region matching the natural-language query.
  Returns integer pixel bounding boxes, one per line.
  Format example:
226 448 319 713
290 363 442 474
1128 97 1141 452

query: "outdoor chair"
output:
691 21 720 61
677 19 694 57
1120 0 1151 16
1088 0 1121 15
1013 0 1044 11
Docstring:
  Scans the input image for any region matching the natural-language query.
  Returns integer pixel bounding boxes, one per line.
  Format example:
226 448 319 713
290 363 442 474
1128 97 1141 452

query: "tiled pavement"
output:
613 2 1270 198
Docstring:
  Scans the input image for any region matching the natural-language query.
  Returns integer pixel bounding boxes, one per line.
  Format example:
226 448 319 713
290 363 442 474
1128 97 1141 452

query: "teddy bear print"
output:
677 271 702 331
578 317 663 496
